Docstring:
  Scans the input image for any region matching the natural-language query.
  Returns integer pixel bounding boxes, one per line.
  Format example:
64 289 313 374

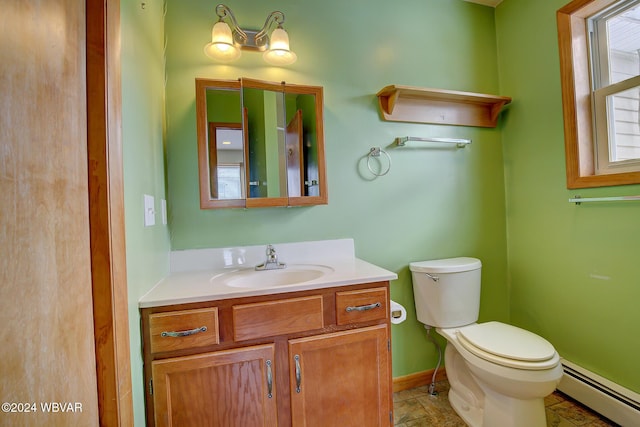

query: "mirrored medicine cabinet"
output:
196 77 327 209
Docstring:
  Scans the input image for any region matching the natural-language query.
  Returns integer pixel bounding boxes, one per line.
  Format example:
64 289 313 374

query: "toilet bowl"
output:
438 323 563 427
410 258 562 427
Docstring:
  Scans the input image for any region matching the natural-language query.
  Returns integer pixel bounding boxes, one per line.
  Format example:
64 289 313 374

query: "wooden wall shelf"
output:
376 85 512 128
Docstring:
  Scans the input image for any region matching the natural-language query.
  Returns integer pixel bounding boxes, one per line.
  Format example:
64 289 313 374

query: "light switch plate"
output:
144 194 155 226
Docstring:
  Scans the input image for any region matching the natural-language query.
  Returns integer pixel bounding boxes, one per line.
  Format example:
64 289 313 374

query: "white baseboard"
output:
558 359 640 426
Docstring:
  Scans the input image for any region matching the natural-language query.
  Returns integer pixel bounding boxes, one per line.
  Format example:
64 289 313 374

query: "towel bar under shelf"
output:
569 195 640 204
395 136 471 148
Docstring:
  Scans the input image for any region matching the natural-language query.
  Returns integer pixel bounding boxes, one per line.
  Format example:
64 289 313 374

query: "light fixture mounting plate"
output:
235 29 268 52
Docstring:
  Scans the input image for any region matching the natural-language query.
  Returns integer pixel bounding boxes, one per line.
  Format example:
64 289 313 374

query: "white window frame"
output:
558 0 640 188
216 163 245 200
590 0 640 174
593 76 640 173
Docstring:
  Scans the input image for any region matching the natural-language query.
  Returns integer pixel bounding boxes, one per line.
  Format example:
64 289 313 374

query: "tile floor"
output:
393 380 619 426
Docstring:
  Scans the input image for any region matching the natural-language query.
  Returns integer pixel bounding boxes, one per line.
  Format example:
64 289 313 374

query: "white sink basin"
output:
212 264 334 288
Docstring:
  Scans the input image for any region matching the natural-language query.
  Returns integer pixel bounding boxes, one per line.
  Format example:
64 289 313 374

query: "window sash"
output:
590 0 640 89
590 0 640 174
216 163 244 199
593 74 640 173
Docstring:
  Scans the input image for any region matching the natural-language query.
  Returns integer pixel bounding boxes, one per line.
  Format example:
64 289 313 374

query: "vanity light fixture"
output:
204 4 297 66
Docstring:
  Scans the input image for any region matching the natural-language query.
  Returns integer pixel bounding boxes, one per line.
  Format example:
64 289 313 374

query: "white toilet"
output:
410 257 562 427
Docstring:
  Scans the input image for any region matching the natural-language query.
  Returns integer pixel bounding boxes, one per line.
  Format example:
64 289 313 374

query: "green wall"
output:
120 1 640 424
121 1 170 426
496 0 640 393
121 0 640 425
164 0 509 381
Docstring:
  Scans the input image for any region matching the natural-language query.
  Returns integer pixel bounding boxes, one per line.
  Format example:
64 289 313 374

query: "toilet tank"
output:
410 257 482 328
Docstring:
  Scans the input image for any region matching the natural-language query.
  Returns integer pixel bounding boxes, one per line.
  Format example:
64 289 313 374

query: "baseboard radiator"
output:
558 359 640 426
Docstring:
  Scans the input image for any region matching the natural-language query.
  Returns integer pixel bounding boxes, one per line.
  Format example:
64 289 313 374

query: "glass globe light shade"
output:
263 28 297 66
204 21 241 62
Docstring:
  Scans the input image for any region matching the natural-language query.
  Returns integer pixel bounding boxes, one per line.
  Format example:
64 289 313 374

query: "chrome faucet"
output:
255 244 286 270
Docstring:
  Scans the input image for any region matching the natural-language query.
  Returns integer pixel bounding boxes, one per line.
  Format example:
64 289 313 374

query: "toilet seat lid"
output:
456 322 558 370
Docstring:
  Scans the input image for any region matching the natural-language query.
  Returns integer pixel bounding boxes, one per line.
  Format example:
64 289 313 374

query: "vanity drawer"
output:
149 307 219 354
233 295 324 341
336 287 388 325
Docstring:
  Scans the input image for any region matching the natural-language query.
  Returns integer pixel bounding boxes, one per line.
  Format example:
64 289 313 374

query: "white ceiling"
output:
216 128 243 151
464 0 503 7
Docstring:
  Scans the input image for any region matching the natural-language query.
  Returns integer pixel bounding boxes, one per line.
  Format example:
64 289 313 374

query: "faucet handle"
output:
266 244 278 262
255 244 285 270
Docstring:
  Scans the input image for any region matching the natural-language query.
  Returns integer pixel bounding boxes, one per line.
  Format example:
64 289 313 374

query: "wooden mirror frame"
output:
196 78 327 209
196 79 244 208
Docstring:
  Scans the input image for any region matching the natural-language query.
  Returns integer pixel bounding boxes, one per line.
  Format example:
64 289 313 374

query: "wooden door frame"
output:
87 0 134 425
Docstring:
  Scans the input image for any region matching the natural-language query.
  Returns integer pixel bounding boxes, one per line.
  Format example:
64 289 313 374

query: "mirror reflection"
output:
284 91 320 198
243 84 287 201
210 124 244 199
196 78 327 209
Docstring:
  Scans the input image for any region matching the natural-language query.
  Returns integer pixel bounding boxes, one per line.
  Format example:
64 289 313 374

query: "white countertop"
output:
139 239 397 308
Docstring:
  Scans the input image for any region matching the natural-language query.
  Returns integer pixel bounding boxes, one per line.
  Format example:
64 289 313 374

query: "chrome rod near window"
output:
395 136 472 148
569 195 640 204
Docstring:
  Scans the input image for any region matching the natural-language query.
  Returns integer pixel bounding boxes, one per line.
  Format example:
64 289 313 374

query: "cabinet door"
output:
289 324 392 427
152 344 277 427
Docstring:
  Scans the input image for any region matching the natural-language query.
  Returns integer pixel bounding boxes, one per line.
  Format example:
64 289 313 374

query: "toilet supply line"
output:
424 325 442 397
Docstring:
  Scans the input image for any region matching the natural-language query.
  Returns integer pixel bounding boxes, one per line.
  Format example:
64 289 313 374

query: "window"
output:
217 164 243 199
591 1 640 173
558 0 640 188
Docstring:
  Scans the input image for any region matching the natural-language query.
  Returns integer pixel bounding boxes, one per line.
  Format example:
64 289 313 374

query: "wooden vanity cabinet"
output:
289 324 390 427
151 344 278 427
141 282 393 427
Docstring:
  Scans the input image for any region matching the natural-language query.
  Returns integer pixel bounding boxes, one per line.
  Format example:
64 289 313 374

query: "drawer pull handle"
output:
345 302 381 312
266 360 273 398
294 354 302 393
161 326 207 338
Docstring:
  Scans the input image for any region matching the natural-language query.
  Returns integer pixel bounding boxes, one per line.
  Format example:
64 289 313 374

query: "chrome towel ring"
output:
367 147 391 177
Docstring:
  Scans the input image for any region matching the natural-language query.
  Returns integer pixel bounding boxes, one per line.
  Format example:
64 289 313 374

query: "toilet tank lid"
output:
410 257 481 273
